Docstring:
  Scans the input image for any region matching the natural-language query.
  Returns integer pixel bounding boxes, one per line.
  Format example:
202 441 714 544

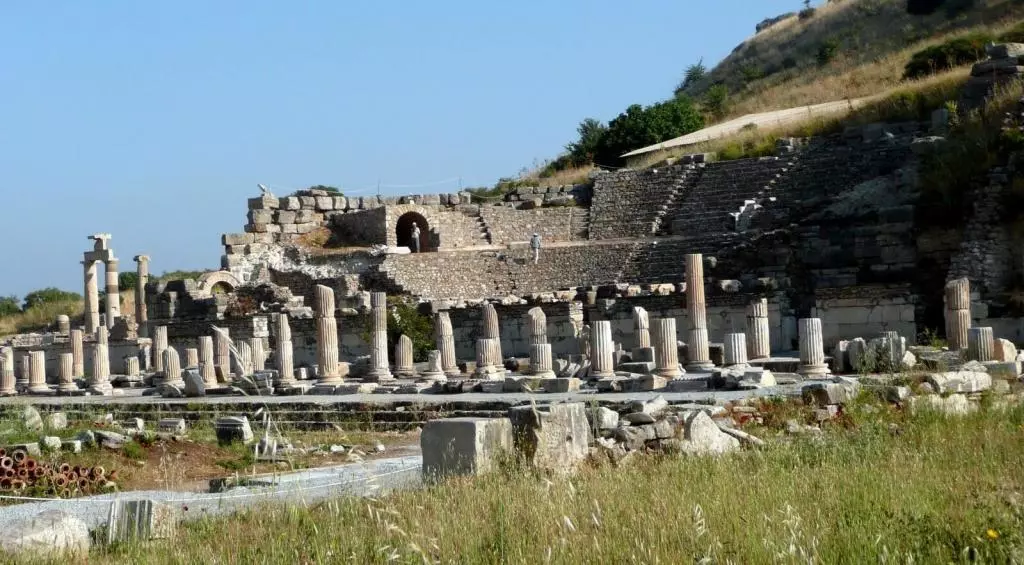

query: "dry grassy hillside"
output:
684 0 1024 118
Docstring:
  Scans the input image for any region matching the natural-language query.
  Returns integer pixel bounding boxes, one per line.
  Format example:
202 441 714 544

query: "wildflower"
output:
987 529 999 540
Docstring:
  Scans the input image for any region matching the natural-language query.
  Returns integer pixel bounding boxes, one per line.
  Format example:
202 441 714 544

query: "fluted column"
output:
152 326 168 373
421 350 448 382
104 257 120 328
435 312 459 376
56 315 70 335
134 255 150 338
945 278 971 351
315 284 343 385
724 333 749 366
275 314 297 387
249 338 266 372
527 307 547 346
0 348 15 396
163 346 184 387
798 318 830 377
17 354 30 389
590 320 615 378
58 352 79 394
967 327 995 362
235 341 253 377
394 335 416 378
367 292 393 382
28 351 49 393
83 259 100 334
214 327 231 380
651 318 684 378
745 298 771 359
90 326 113 394
184 348 199 369
70 329 84 377
474 338 503 380
481 303 500 340
529 343 556 378
124 357 140 377
198 336 217 386
633 307 651 349
685 254 713 370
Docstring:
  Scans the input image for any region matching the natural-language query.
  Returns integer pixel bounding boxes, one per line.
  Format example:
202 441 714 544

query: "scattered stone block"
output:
986 361 1020 380
542 378 580 393
94 430 126 449
215 416 254 445
925 371 992 394
629 395 668 417
589 407 619 430
40 436 62 452
106 499 178 544
0 510 90 559
421 417 513 479
44 412 68 431
508 403 590 475
622 412 657 425
64 440 82 454
157 418 187 434
802 380 860 406
632 374 667 391
8 442 41 457
21 406 42 432
183 369 206 397
679 411 740 456
910 393 976 416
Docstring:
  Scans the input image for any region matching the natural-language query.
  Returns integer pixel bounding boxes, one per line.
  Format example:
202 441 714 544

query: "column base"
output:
89 383 114 396
420 371 448 382
532 370 557 379
656 367 686 379
0 390 17 397
798 364 831 378
444 369 462 378
474 365 505 380
57 383 81 394
685 361 715 372
364 369 395 383
27 384 53 394
590 370 616 379
394 369 417 379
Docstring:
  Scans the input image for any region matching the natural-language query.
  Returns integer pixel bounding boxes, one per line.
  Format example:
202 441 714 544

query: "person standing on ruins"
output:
411 222 421 253
530 232 541 264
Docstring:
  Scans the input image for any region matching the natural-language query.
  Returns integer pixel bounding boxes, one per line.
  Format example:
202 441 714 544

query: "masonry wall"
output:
479 205 587 244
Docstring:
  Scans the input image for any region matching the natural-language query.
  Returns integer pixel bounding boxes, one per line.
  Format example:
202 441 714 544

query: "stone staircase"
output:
461 207 493 246
588 164 691 240
653 164 705 237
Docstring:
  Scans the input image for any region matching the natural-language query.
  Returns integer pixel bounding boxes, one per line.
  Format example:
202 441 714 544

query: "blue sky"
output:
0 0 805 299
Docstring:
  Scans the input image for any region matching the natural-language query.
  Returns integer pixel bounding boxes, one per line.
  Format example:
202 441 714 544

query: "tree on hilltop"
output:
594 96 704 166
565 118 607 167
22 288 82 310
675 59 706 96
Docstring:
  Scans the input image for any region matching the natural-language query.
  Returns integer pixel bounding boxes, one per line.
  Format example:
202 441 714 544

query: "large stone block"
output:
926 371 991 394
507 402 590 475
106 499 177 543
421 417 513 479
0 510 90 558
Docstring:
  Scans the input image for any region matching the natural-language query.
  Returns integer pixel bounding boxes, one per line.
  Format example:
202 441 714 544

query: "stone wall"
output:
588 165 691 239
479 205 588 245
331 207 388 246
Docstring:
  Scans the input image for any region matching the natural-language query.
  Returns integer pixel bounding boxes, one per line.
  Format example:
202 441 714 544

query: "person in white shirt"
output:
530 232 541 264
411 222 421 253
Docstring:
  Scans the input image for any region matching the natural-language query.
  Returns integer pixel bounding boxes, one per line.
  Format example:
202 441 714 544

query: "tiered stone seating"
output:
588 165 692 240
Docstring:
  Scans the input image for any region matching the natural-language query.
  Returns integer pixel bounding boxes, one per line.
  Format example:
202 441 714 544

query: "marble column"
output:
590 320 615 378
104 257 120 328
58 352 79 394
124 357 140 377
83 258 100 334
633 307 651 350
184 348 199 369
394 335 416 378
367 292 393 382
56 315 70 335
474 338 503 379
944 278 971 351
163 346 184 387
91 326 113 394
529 343 556 378
234 341 254 377
198 336 217 386
651 318 684 379
249 338 266 372
314 284 343 385
421 350 448 382
435 312 459 377
0 348 15 396
275 314 297 388
745 298 771 359
724 333 749 366
17 354 30 389
481 303 500 340
28 351 49 393
133 255 150 338
967 327 995 362
527 307 547 346
685 254 713 370
70 329 84 377
798 318 830 377
152 326 168 374
214 327 231 380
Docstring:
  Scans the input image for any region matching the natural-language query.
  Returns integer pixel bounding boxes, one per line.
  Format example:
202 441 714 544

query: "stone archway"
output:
197 271 242 296
396 212 430 252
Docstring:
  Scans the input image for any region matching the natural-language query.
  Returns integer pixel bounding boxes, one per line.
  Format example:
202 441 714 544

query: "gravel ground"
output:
0 455 423 530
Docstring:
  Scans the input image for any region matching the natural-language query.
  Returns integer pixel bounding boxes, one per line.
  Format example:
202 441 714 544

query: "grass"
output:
72 398 1024 564
0 300 83 338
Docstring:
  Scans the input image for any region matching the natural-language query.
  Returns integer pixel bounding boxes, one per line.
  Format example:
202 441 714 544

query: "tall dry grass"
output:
0 300 83 337
78 399 1024 564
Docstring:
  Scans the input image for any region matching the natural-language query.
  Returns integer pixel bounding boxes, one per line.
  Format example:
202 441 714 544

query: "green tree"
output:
674 59 706 96
593 97 705 166
308 185 343 195
0 296 20 317
565 118 607 167
703 85 730 120
22 288 82 310
118 272 138 292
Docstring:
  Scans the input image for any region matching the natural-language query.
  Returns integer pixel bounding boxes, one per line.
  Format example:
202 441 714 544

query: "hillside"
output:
685 0 1024 119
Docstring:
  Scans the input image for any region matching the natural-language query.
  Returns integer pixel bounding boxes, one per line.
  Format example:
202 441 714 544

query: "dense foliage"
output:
22 287 82 310
903 31 991 79
0 296 20 317
591 97 704 166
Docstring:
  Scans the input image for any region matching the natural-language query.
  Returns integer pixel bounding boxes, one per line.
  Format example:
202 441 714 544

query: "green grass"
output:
70 399 1024 564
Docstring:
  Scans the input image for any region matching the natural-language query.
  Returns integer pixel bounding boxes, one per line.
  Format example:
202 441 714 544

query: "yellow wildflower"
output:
987 529 999 540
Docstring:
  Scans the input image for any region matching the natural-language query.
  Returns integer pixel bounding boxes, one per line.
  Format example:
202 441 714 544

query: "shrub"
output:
997 22 1024 44
118 272 138 292
593 97 704 166
564 118 607 168
22 288 82 310
703 85 730 120
308 185 342 195
799 7 817 20
903 32 993 79
817 38 840 66
0 296 19 318
674 60 706 96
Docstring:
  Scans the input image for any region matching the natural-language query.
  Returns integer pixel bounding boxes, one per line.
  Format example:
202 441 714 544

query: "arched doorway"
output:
396 212 430 252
